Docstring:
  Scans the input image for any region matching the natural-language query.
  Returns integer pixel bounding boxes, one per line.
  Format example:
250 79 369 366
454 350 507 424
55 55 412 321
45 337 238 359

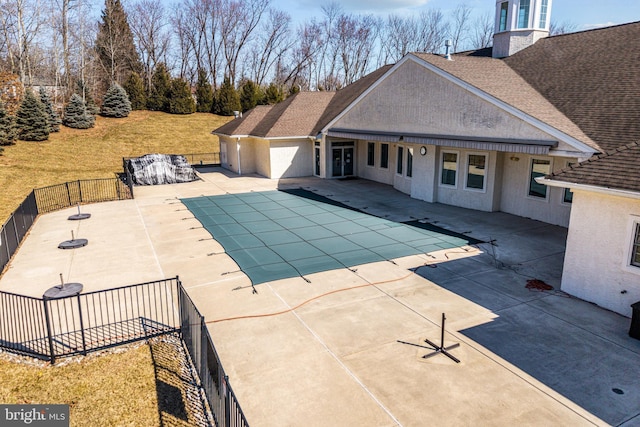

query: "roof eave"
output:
536 177 640 200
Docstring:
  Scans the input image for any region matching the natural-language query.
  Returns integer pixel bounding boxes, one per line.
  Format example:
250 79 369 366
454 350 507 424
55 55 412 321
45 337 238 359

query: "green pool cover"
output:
181 190 478 285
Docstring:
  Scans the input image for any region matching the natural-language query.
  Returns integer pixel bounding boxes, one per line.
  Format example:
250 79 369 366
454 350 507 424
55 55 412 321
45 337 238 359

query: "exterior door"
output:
332 147 354 177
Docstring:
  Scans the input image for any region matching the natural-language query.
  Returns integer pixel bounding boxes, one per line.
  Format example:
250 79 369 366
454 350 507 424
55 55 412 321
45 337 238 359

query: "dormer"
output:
492 0 551 58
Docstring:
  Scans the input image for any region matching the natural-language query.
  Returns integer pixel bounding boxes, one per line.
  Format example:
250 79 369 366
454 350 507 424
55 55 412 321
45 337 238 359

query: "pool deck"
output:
2 168 640 426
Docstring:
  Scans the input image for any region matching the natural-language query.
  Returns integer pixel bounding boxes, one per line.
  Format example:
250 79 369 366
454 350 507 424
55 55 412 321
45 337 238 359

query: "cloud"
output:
581 21 619 30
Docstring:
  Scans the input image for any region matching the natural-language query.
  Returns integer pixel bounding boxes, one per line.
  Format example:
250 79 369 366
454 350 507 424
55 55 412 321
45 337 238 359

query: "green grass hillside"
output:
0 111 231 222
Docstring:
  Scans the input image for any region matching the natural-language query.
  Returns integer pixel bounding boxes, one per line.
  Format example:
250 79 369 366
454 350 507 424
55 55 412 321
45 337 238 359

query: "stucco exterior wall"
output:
499 154 572 226
434 146 500 212
355 140 395 185
255 139 271 178
332 60 557 144
562 190 640 317
269 139 313 178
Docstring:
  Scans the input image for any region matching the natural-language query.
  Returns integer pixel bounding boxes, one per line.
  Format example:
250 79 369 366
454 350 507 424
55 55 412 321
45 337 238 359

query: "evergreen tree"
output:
123 72 146 110
168 78 196 114
63 93 95 129
264 83 285 105
101 83 132 117
0 101 17 146
77 80 99 115
15 90 49 141
212 76 241 116
195 69 214 113
95 0 141 92
239 79 263 112
147 63 171 112
38 87 61 132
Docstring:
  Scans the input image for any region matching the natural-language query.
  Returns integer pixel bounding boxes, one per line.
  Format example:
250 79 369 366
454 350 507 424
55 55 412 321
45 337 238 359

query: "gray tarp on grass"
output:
127 154 197 185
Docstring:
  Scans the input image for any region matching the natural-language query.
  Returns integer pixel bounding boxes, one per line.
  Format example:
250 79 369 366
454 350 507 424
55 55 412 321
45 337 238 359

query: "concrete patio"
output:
1 168 639 426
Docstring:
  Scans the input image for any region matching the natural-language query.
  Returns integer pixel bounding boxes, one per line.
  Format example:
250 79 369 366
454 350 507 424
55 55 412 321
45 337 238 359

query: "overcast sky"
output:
267 0 640 31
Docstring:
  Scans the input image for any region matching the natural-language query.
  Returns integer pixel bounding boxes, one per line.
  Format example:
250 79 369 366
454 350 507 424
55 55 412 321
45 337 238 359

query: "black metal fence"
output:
35 178 132 214
0 192 38 276
0 278 180 363
0 178 132 274
0 277 248 426
179 285 249 427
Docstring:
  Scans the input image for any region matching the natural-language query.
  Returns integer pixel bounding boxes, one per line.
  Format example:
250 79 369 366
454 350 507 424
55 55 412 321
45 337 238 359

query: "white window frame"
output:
561 161 574 205
439 150 459 188
464 152 488 192
406 147 413 178
396 145 404 175
366 142 375 168
380 143 389 169
624 216 640 275
527 157 552 201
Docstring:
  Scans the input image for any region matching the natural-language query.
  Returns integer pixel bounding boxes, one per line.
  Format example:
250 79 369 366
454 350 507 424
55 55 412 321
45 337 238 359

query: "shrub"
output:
239 79 263 112
15 89 49 141
0 101 17 146
147 63 171 112
168 78 196 114
38 87 61 132
63 93 95 129
212 76 240 116
123 72 146 110
195 69 213 113
101 83 132 118
264 83 284 105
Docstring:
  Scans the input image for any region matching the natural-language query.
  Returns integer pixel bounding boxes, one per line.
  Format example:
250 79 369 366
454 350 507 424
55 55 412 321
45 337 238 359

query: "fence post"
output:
78 180 83 203
76 294 87 356
224 374 231 427
42 298 56 364
65 182 71 207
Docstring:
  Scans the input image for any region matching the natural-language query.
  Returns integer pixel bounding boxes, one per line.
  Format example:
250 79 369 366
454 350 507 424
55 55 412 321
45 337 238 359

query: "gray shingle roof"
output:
213 65 394 139
505 21 640 153
546 142 640 193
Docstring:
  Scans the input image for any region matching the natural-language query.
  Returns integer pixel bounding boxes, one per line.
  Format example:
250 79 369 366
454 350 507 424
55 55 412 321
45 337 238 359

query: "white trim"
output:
464 152 488 193
396 145 404 176
527 156 552 201
560 160 575 206
380 142 389 170
439 150 459 188
537 178 640 201
404 55 598 156
623 216 640 276
366 141 376 168
406 146 414 178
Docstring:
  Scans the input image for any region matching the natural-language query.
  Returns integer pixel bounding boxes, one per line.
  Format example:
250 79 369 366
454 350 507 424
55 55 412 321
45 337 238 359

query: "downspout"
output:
236 137 242 176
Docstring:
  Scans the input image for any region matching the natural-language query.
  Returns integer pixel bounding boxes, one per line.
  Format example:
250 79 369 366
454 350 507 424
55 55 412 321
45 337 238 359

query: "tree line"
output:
0 0 577 115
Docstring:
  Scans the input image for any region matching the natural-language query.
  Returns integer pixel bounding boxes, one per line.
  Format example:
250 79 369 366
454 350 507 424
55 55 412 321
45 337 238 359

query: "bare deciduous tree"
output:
219 0 270 86
449 3 471 53
470 12 494 49
129 0 170 90
550 20 578 36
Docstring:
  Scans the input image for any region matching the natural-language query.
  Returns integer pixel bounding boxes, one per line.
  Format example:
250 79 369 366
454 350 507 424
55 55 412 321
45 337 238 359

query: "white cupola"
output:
492 0 551 58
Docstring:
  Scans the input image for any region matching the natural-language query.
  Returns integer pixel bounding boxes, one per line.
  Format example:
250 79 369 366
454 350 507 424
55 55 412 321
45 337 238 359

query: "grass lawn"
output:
0 110 231 223
0 111 230 425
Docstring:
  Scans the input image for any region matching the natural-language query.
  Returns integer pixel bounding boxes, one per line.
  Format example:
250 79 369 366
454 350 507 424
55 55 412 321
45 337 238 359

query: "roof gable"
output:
410 53 599 154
